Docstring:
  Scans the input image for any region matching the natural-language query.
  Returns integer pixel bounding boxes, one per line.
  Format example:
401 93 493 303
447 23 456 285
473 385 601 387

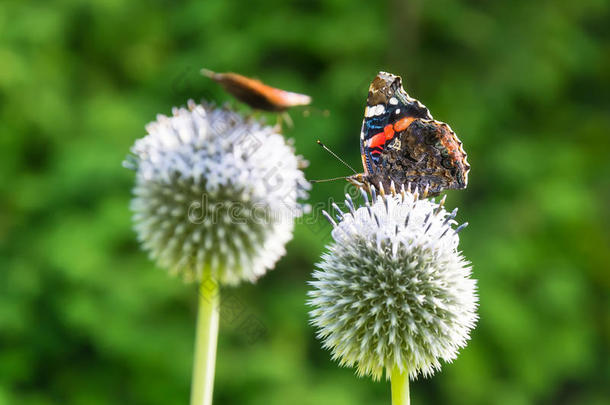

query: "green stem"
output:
190 279 220 405
391 366 410 405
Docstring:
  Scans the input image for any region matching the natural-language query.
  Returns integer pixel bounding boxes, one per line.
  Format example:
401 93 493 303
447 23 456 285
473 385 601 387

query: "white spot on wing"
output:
365 104 386 117
389 97 398 105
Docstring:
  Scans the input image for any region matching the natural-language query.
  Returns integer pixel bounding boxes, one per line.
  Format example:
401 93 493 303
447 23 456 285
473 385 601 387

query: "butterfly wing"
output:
359 72 469 194
202 69 311 112
359 72 432 176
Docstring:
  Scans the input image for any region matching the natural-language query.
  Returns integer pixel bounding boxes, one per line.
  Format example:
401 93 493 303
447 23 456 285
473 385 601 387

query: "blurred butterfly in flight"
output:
201 69 311 122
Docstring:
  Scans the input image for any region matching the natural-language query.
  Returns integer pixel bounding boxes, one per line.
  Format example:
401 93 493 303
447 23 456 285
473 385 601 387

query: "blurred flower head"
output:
309 187 478 380
126 100 309 285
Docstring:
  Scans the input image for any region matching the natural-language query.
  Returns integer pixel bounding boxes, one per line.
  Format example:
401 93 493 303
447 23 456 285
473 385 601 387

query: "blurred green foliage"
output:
1 0 609 404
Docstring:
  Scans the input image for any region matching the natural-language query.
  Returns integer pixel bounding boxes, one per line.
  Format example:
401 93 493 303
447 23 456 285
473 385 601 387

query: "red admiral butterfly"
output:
201 69 311 112
348 71 470 195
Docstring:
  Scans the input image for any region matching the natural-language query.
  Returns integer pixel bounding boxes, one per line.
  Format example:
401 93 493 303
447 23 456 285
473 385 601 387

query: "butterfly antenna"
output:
310 175 350 183
316 140 357 174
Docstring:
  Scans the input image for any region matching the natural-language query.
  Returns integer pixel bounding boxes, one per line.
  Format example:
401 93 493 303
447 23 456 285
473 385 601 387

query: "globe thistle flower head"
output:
126 100 309 285
309 184 478 380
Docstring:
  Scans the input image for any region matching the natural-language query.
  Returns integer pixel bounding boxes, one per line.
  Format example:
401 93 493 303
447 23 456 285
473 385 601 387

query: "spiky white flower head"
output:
126 100 309 285
309 186 478 380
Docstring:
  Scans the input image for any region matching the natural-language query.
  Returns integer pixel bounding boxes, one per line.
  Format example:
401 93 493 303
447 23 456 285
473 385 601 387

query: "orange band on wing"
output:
393 117 416 132
368 124 397 149
368 132 386 149
384 124 394 140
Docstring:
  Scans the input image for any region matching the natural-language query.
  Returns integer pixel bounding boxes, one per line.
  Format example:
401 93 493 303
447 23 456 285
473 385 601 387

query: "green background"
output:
1 0 609 404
